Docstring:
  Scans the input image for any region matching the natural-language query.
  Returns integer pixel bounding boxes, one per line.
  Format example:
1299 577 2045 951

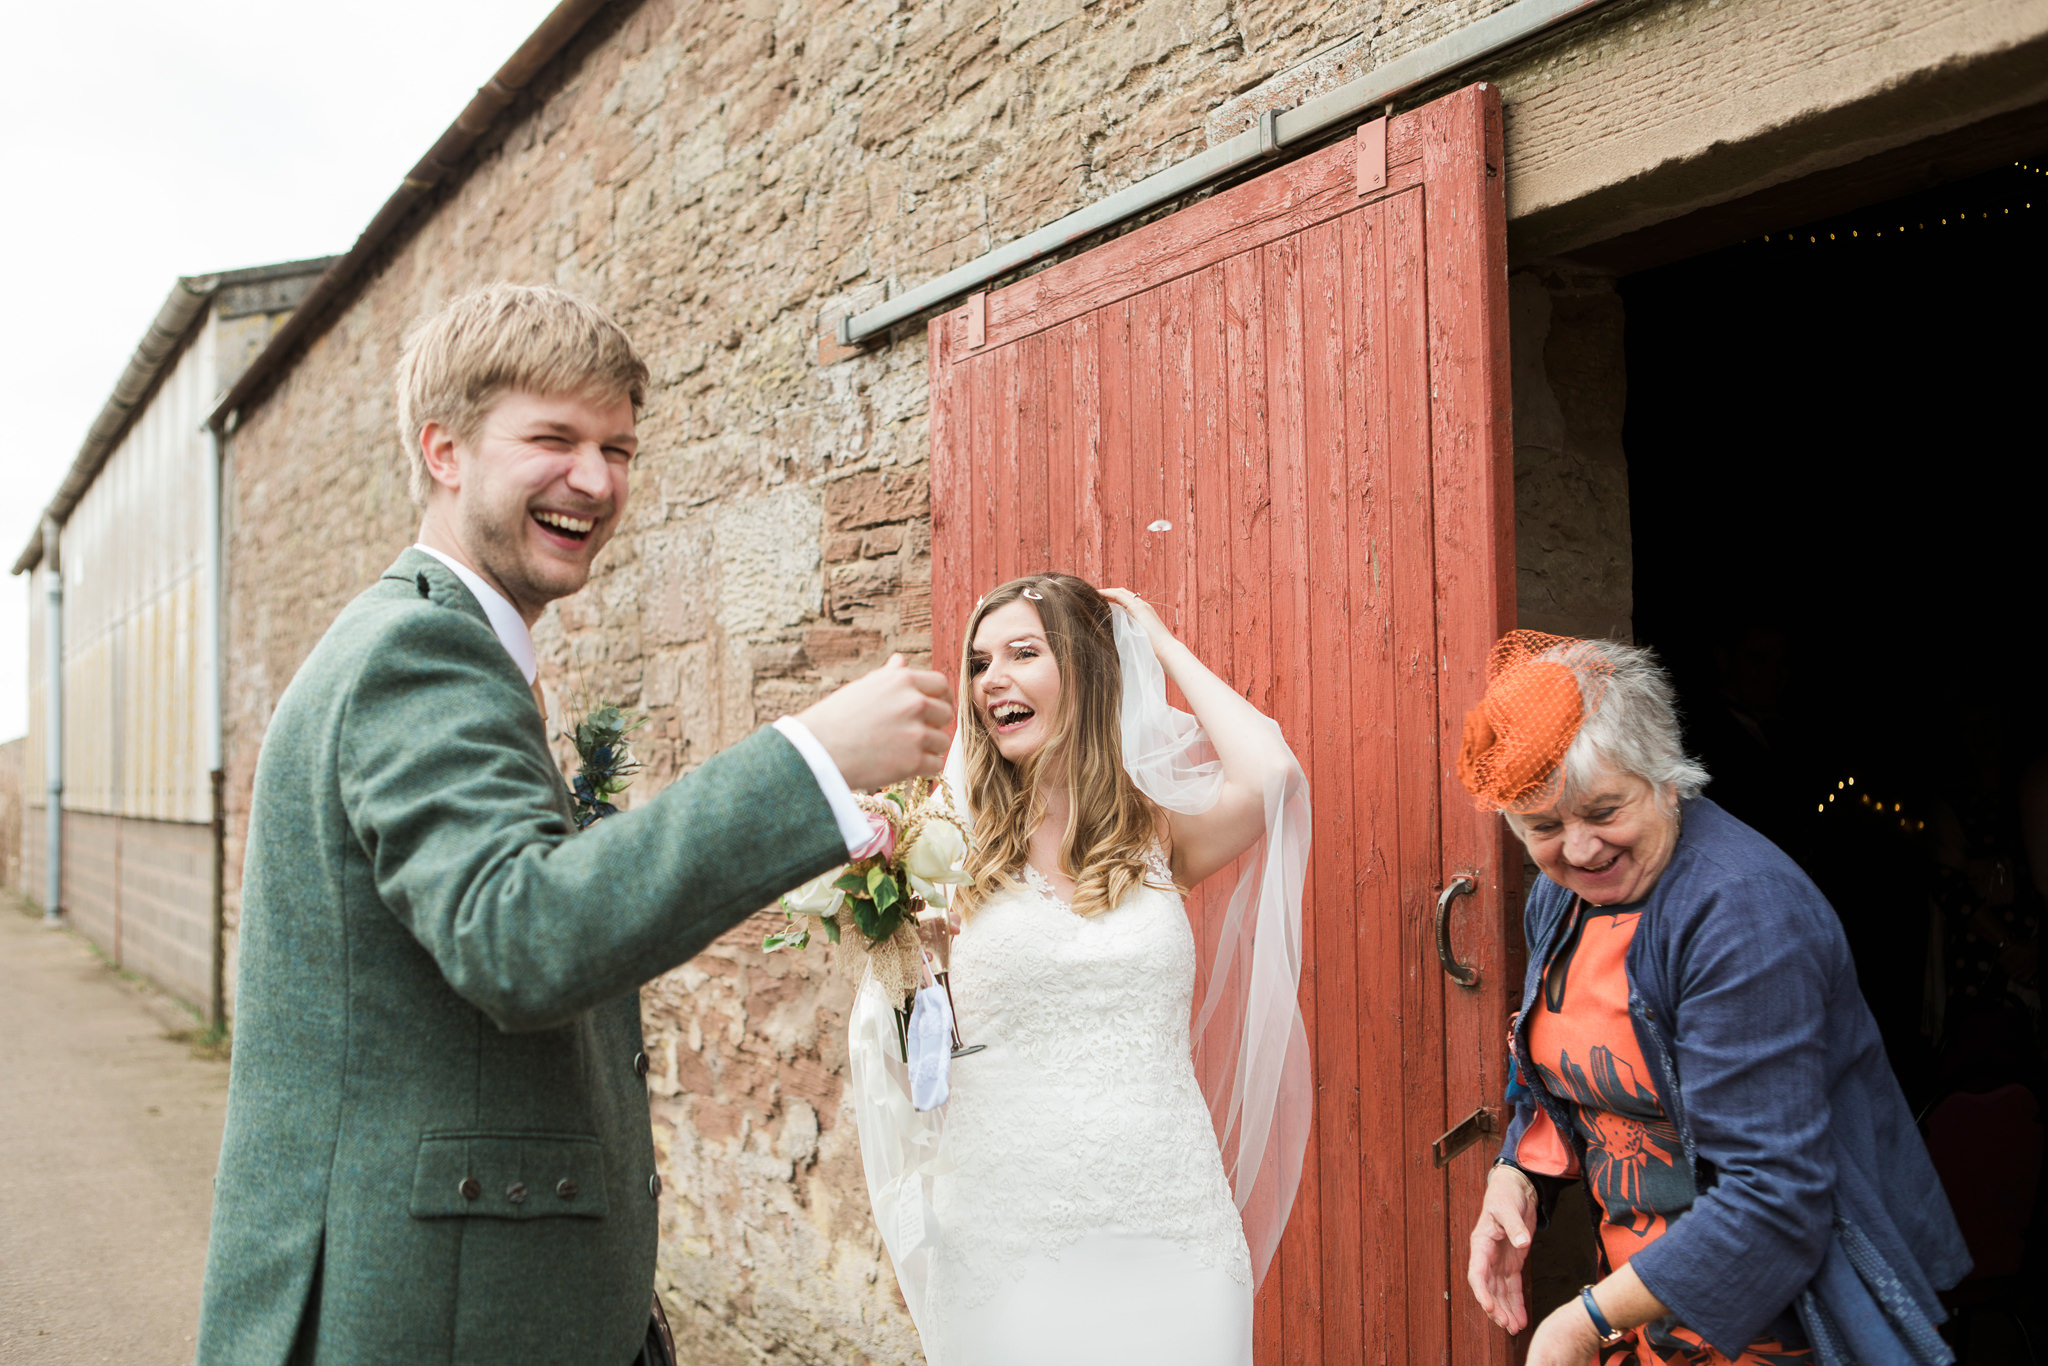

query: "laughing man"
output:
197 285 952 1364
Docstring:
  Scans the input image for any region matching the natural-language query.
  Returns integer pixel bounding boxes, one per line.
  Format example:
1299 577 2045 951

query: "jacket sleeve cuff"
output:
770 716 873 855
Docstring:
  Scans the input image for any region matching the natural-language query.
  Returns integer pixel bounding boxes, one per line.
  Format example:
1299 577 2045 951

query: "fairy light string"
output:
1752 161 2041 247
1815 773 1925 834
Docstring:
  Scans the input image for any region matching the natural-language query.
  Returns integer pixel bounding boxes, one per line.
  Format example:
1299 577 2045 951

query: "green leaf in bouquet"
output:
821 917 841 944
850 895 883 940
871 872 902 914
884 789 907 811
833 870 870 895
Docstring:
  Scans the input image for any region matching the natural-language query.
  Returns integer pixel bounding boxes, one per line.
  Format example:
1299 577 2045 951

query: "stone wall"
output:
1510 264 1632 641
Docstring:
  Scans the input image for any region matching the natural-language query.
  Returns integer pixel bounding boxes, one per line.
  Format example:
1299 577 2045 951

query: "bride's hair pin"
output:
1022 587 1044 600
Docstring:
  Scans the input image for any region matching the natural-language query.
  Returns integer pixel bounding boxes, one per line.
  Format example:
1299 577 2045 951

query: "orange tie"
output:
530 680 549 726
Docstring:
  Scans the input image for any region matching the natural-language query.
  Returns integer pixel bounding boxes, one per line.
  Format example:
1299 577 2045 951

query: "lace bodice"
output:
926 845 1252 1322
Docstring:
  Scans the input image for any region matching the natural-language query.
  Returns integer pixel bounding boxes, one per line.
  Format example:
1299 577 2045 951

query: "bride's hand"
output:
1099 588 1173 646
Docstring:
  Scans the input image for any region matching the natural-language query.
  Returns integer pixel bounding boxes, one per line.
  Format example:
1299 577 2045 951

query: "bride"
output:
847 573 1312 1365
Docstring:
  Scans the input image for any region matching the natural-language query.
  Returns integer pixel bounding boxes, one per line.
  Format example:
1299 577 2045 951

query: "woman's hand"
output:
1524 1299 1603 1366
1468 1164 1538 1332
1099 588 1173 646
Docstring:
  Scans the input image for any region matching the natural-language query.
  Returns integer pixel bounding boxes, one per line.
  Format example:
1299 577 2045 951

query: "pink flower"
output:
852 812 897 862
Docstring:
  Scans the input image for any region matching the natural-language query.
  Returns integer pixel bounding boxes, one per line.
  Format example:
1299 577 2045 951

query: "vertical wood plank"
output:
1047 323 1075 575
1129 282 1163 598
1263 230 1324 1366
1351 197 1413 1366
1385 179 1452 1366
1018 330 1051 576
1225 254 1274 721
1300 214 1365 1366
1420 85 1516 1366
1071 310 1103 586
1222 244 1284 1365
973 350 1000 601
1156 272 1197 660
1099 299 1135 590
994 347 1024 584
929 312 967 680
1187 261 1230 1067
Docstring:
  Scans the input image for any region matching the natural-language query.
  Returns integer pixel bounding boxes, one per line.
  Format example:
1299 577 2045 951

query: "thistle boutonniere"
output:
565 702 645 829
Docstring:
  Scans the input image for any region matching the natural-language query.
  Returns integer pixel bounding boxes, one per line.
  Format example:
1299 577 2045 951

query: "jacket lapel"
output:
381 547 494 632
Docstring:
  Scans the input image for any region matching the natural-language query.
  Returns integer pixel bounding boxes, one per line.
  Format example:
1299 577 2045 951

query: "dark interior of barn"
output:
1623 152 2048 1360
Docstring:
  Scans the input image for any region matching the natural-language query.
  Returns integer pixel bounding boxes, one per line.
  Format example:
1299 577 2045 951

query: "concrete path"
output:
0 893 227 1364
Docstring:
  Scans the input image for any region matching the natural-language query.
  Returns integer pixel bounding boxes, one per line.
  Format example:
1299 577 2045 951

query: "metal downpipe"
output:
41 516 63 926
206 423 227 1024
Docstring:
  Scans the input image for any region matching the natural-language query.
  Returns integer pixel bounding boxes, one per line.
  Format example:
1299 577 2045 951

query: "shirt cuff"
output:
771 716 872 855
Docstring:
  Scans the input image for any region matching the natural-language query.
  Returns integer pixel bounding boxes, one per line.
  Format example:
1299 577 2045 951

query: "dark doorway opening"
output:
1624 153 2048 1358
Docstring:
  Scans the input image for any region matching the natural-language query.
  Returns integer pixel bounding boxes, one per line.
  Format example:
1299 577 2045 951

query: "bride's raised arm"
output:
1098 588 1298 888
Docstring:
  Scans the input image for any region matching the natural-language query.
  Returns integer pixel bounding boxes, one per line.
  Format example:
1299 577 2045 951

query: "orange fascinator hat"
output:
1457 631 1612 813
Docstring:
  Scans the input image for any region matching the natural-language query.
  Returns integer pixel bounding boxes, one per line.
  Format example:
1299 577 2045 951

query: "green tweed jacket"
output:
197 549 846 1364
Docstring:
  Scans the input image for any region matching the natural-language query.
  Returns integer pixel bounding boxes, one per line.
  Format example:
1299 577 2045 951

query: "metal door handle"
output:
1435 875 1479 988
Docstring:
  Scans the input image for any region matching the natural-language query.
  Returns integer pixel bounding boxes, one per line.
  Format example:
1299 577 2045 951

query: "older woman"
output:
1462 632 1969 1366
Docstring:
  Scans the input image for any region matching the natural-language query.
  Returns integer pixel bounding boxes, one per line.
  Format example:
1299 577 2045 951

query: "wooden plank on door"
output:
1262 231 1326 1365
1382 176 1454 1366
930 308 968 674
1349 196 1413 1364
1099 299 1135 588
1420 84 1517 1366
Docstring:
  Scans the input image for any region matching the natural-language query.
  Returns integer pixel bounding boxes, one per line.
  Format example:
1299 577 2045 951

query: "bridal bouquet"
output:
763 776 970 1005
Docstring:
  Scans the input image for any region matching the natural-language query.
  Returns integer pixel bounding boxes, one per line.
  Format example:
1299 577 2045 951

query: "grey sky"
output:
0 0 563 742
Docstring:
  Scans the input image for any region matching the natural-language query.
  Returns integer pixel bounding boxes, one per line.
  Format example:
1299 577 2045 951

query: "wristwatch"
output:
1580 1285 1626 1346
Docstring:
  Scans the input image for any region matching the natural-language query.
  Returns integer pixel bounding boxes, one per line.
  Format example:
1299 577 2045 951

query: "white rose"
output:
904 818 968 905
782 866 847 917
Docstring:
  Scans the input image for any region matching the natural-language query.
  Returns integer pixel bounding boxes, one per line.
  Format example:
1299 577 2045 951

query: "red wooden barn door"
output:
929 83 1515 1366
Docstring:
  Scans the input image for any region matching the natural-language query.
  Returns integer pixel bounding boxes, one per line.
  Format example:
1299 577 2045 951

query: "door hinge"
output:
1431 1106 1499 1168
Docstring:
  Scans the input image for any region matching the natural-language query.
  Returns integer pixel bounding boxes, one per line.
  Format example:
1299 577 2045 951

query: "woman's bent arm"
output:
1101 588 1298 887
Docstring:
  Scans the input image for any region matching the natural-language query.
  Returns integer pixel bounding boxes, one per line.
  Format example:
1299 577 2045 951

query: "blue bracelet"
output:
1580 1285 1624 1345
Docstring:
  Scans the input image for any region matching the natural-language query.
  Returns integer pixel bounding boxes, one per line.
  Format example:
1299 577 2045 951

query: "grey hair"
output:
1553 639 1709 806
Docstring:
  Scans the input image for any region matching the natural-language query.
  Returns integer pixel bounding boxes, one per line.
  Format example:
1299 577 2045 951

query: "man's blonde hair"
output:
393 283 649 504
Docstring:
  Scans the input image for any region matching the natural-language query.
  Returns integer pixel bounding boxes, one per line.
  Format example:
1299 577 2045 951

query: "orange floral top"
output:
1525 901 1810 1366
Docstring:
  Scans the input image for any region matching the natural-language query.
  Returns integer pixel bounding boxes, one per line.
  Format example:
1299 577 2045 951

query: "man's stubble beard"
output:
462 492 592 613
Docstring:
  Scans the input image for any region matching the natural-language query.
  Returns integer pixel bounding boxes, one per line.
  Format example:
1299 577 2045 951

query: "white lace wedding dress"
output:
919 844 1253 1364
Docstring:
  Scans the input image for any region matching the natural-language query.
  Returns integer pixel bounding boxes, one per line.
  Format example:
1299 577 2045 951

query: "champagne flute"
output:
916 904 983 1058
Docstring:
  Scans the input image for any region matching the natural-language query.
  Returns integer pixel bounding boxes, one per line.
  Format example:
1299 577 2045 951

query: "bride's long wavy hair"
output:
954 573 1166 920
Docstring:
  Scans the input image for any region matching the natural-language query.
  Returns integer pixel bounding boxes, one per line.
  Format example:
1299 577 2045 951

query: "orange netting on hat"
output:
1456 631 1613 813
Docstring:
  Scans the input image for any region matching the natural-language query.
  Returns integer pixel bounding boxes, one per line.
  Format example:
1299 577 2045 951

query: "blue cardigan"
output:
1499 799 1970 1362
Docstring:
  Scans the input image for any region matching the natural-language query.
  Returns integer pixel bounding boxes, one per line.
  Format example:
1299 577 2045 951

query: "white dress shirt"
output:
413 542 870 855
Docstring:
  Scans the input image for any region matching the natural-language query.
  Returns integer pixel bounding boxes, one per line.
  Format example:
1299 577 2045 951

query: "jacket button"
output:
506 1181 529 1204
634 1050 650 1078
648 1173 663 1199
556 1178 579 1201
459 1178 481 1201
